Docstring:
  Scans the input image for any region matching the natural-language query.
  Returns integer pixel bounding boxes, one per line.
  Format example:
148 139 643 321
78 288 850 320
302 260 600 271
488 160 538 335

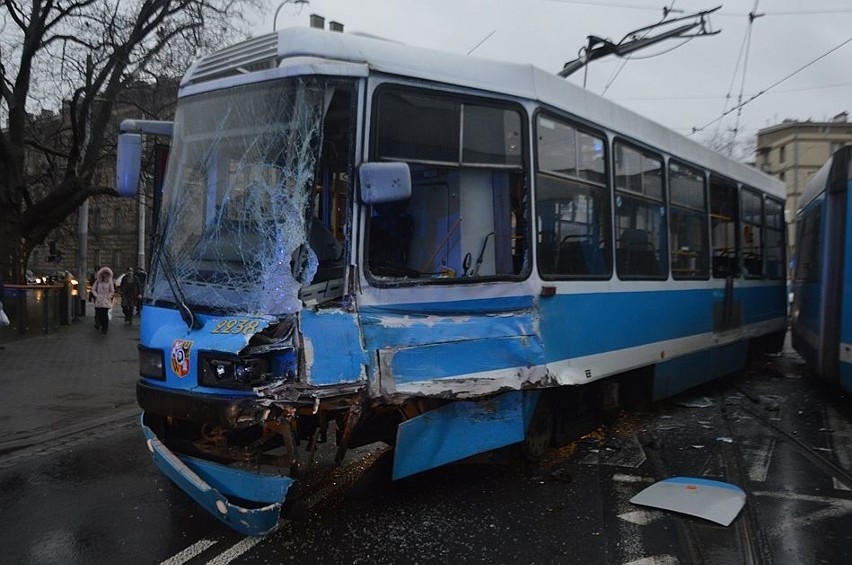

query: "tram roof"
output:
183 26 784 200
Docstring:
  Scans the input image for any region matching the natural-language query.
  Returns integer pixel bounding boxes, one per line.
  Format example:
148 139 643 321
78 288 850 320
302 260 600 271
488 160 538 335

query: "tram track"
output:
632 383 777 565
717 400 774 565
637 433 710 565
734 397 852 490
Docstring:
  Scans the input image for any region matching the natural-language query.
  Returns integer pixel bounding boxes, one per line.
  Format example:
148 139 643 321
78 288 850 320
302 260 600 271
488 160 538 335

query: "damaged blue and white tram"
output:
791 146 852 392
118 27 788 535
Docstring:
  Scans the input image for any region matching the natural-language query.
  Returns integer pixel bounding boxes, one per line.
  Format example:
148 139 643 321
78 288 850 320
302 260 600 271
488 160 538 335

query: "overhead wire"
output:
615 81 852 101
691 35 852 135
540 0 852 17
725 1 762 155
713 6 752 141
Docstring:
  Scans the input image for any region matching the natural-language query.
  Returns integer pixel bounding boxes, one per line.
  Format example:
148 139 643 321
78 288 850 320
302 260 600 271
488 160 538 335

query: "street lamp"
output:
273 0 309 32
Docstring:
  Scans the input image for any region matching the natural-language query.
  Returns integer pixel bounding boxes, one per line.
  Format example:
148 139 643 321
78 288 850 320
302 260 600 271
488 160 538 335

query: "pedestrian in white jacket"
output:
91 266 115 335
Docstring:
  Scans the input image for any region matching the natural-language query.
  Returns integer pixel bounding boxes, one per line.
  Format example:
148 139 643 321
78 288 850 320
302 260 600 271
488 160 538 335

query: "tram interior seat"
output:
742 253 762 277
538 233 606 276
712 250 737 278
617 228 657 276
556 239 588 275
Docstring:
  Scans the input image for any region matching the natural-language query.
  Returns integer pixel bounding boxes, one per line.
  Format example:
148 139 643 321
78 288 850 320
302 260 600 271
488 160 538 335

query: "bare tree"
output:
700 128 757 164
0 0 258 282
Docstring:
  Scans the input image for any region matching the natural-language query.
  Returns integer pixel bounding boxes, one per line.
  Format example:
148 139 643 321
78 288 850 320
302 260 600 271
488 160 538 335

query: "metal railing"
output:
0 282 78 339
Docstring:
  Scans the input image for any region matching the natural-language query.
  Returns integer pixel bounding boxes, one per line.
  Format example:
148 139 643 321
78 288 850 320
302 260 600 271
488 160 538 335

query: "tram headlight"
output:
138 346 166 381
199 353 270 389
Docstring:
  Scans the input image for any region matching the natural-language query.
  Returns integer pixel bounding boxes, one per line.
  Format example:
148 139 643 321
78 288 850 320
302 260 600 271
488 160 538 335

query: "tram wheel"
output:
521 395 554 460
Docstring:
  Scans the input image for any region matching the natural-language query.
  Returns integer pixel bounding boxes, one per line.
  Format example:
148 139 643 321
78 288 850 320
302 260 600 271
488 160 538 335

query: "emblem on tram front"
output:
170 339 192 378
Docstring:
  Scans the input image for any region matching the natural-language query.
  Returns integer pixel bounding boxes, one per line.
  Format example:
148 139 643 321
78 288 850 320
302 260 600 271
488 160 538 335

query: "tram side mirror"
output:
116 133 142 197
359 162 412 205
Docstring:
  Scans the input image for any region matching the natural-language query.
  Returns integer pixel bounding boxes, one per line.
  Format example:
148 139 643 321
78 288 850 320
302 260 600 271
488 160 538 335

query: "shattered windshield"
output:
149 78 339 316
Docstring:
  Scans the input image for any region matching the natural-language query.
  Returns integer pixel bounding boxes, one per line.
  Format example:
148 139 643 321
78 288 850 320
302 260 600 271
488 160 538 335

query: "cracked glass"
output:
149 78 338 316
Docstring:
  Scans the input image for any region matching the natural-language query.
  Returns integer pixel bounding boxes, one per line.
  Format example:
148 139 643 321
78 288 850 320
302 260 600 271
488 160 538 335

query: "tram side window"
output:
369 88 527 282
710 177 739 278
614 142 667 279
794 205 822 283
741 187 764 277
669 161 709 279
764 198 785 279
535 115 610 278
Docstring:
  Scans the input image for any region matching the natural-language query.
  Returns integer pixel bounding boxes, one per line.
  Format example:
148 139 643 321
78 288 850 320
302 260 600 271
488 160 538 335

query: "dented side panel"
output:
383 335 544 384
299 309 368 385
392 390 530 479
359 296 545 395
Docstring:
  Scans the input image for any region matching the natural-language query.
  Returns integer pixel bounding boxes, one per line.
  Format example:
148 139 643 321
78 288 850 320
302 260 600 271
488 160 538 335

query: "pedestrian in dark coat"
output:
134 267 147 315
120 267 139 324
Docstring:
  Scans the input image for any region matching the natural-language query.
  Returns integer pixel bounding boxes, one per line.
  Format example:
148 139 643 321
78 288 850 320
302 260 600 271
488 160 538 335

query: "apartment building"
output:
755 112 852 269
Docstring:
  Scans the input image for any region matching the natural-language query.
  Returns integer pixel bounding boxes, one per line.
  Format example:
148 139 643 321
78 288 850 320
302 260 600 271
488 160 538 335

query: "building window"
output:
779 145 786 163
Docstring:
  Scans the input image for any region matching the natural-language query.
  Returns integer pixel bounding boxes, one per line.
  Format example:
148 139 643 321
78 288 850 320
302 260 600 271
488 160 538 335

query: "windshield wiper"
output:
153 223 201 330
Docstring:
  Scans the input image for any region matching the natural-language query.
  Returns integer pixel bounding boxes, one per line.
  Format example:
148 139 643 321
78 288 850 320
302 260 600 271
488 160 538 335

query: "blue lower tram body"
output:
137 285 786 535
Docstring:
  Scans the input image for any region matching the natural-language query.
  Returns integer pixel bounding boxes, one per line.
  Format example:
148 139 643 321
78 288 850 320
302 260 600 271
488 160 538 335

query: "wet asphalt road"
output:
2 348 852 564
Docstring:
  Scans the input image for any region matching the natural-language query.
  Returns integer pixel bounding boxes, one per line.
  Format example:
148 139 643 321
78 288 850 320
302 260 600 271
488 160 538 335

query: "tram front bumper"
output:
141 418 294 536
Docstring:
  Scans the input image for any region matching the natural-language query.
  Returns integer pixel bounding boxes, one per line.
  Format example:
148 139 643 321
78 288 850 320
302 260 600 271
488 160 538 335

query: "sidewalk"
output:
0 301 140 457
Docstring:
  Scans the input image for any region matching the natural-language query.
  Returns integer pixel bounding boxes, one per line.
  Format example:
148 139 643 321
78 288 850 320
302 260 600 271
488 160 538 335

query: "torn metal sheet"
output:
629 477 746 526
392 390 528 480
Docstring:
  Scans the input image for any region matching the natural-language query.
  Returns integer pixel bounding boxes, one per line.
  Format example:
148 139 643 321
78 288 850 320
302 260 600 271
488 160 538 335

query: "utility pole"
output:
558 6 721 79
76 200 88 317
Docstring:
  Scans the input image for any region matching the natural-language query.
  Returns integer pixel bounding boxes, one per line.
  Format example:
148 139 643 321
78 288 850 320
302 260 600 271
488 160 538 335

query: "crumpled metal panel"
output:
299 308 368 385
391 390 529 479
360 296 545 396
382 335 545 385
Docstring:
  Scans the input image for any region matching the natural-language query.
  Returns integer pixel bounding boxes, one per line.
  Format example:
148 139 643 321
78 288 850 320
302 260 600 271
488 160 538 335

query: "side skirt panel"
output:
391 390 536 480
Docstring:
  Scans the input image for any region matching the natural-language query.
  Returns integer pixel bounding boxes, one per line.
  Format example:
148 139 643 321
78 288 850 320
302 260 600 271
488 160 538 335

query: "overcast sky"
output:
265 0 852 148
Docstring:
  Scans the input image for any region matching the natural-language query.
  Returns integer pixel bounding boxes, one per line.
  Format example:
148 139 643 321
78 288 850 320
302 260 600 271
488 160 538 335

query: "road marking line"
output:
825 406 852 491
160 539 217 565
745 438 775 482
613 473 654 483
753 490 852 529
752 490 852 505
206 537 263 565
618 510 661 526
621 556 679 565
